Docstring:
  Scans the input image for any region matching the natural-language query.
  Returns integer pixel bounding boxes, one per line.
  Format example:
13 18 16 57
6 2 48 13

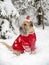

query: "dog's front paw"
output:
13 50 21 56
30 50 36 54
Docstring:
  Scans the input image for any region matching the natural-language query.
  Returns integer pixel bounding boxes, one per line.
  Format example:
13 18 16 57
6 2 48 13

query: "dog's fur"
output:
1 20 35 56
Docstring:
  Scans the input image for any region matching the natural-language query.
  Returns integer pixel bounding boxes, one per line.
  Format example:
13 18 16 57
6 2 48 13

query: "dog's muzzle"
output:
19 27 27 35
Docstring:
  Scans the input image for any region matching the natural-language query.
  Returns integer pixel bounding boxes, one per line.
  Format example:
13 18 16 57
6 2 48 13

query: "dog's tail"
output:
0 42 12 50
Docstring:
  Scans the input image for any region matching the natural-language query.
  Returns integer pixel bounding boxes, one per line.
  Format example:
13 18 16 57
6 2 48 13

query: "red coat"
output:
12 33 36 53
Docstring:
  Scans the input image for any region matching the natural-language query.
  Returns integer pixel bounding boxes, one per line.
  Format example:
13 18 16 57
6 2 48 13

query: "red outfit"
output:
12 33 36 53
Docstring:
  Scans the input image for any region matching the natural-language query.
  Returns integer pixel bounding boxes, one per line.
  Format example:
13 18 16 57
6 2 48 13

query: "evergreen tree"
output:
0 0 19 39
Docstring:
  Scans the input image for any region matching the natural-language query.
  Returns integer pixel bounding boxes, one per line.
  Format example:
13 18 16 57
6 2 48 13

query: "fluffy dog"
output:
1 16 36 56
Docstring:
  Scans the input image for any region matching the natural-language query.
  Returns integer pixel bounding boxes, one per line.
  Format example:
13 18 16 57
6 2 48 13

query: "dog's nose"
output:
20 27 22 30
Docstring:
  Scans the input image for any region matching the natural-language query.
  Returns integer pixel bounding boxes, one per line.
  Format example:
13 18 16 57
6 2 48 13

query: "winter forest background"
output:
0 0 49 39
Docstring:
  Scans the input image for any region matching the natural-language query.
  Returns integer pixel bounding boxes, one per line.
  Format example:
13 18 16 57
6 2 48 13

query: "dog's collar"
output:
27 31 35 35
20 32 35 37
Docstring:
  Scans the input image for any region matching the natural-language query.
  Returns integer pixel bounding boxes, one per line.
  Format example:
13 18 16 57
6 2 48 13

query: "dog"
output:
1 17 36 56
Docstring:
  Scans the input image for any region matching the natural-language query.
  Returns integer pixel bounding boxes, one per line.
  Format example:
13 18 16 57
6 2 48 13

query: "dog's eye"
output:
24 24 26 26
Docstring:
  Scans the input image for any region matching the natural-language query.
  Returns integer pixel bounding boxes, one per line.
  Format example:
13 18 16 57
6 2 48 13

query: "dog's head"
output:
19 20 34 35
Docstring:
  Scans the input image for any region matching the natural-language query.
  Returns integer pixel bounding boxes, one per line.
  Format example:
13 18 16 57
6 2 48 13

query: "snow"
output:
0 26 49 65
0 0 19 17
0 0 20 39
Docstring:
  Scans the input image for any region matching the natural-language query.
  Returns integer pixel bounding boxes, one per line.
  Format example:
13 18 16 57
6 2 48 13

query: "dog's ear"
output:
30 21 33 27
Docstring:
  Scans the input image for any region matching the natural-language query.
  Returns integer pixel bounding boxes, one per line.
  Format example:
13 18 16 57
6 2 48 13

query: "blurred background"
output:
0 0 49 39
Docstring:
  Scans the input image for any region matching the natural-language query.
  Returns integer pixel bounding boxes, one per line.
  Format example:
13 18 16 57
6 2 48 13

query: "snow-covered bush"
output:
0 0 19 39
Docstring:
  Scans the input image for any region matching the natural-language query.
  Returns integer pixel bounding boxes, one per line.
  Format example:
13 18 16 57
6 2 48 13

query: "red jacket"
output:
12 33 36 53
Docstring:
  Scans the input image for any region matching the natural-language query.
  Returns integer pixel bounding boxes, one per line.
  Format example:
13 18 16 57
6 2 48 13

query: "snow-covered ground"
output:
0 26 49 65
